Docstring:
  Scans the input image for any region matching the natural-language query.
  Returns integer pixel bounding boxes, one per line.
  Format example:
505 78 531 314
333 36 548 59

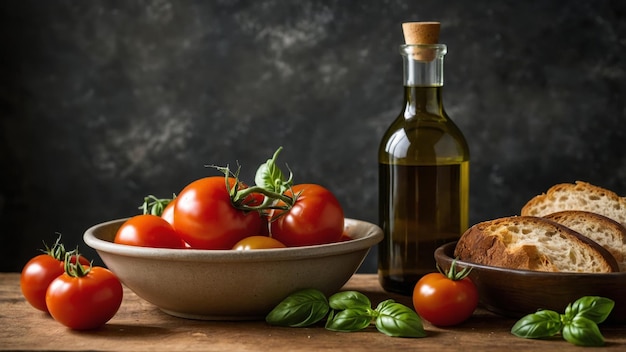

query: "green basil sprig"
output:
266 289 426 338
511 296 614 347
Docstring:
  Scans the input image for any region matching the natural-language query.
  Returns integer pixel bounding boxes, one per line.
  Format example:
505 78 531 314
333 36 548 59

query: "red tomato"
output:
232 236 286 250
46 263 123 330
269 184 344 247
20 239 90 312
157 200 193 248
172 176 263 249
161 199 176 225
412 263 478 326
114 214 187 249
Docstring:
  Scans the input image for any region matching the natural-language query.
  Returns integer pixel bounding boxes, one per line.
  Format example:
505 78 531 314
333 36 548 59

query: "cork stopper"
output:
402 22 440 45
402 22 440 61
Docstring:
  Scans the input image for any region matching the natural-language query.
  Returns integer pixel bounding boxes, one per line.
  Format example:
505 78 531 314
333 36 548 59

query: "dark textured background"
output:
2 0 625 273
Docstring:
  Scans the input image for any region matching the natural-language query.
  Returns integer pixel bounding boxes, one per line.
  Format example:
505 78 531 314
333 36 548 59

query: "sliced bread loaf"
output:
521 181 626 227
543 210 626 271
454 216 619 273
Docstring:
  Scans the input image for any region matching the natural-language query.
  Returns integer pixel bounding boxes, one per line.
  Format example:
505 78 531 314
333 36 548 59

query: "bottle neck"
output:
401 44 446 87
400 44 447 115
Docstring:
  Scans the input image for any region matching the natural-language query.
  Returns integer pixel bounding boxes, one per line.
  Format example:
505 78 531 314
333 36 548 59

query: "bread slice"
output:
454 216 619 273
543 210 626 271
521 181 626 227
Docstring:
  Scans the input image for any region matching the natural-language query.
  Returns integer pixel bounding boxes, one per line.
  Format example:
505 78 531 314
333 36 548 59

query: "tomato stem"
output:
208 148 300 214
438 258 472 281
234 185 294 210
139 195 175 216
64 250 92 278
42 233 68 261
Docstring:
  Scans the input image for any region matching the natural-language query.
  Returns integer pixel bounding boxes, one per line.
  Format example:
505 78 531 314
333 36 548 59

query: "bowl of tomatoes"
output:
84 148 383 320
84 217 381 320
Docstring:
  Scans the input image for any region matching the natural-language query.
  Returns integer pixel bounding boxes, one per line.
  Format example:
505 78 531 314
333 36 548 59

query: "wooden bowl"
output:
435 242 626 324
84 218 382 321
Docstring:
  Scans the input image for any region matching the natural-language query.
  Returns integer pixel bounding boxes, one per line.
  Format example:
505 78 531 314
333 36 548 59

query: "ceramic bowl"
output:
84 218 382 320
435 242 626 324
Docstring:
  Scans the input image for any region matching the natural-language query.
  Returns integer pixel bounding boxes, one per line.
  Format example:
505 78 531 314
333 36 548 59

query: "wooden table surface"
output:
2 273 625 351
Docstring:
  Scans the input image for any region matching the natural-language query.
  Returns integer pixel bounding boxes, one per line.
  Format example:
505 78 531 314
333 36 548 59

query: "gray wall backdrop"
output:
2 0 625 272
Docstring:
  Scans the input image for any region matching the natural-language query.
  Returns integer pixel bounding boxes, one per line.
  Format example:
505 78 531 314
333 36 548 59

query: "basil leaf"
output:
562 316 605 347
328 291 371 311
325 307 373 332
265 289 329 327
254 147 292 194
374 300 426 338
565 296 615 324
511 310 562 339
375 299 397 313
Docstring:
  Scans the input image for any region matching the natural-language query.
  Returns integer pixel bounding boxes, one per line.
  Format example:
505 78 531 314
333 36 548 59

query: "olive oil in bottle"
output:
378 22 470 295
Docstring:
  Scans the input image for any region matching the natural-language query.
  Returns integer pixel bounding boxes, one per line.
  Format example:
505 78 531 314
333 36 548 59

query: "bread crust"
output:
454 219 553 271
454 216 619 273
521 181 626 226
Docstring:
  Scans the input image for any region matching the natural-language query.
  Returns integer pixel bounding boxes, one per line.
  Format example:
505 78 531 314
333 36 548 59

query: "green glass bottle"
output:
378 22 470 295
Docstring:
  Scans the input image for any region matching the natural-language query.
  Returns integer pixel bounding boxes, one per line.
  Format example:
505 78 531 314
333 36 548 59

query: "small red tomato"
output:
46 257 123 330
20 236 90 312
270 184 344 247
412 261 478 326
115 214 186 249
232 236 287 250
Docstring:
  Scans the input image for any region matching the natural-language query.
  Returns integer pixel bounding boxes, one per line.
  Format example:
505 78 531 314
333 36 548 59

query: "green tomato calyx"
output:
64 250 92 278
438 258 472 281
42 233 69 261
139 195 175 216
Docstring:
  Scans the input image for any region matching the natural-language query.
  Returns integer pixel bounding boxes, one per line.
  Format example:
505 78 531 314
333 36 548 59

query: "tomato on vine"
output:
46 253 123 330
172 176 263 249
269 184 344 246
20 235 90 312
412 260 478 326
229 147 345 247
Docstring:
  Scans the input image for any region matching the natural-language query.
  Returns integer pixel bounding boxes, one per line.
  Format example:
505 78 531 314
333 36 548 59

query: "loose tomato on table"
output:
114 214 187 249
172 176 263 249
412 260 478 326
269 184 344 247
46 253 123 330
20 236 90 312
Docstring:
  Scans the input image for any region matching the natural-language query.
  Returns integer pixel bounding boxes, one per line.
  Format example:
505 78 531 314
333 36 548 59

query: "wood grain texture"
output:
1 273 625 351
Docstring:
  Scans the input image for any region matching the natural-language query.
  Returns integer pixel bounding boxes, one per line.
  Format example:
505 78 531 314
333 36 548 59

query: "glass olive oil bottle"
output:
378 22 470 295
